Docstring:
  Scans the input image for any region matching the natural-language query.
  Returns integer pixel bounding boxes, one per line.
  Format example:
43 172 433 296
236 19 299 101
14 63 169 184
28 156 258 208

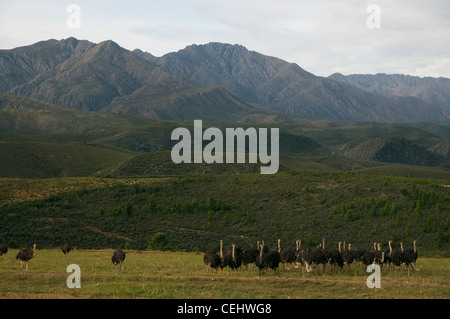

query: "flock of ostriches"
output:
0 239 419 276
203 239 420 276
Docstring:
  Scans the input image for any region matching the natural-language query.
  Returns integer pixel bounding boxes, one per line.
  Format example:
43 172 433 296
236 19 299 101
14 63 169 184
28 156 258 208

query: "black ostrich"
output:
352 246 366 265
381 240 393 269
294 240 307 270
341 242 355 272
361 242 379 266
317 238 331 273
203 249 221 272
279 239 298 270
362 249 376 266
264 244 281 274
392 241 404 268
374 243 384 264
16 244 36 271
112 249 126 270
0 245 7 258
61 243 72 257
224 244 243 270
255 242 268 275
242 242 259 268
204 240 226 270
327 241 343 273
299 246 327 274
402 240 419 276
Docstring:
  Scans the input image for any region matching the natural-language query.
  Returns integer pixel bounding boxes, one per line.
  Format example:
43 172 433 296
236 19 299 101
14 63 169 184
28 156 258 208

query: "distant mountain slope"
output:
2 38 449 124
428 139 450 158
0 91 153 136
328 73 450 110
0 141 135 178
0 38 260 122
148 42 449 124
344 137 446 166
0 37 94 92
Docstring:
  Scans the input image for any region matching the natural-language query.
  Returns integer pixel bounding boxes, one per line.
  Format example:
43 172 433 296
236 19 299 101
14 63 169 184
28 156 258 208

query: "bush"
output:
148 232 171 251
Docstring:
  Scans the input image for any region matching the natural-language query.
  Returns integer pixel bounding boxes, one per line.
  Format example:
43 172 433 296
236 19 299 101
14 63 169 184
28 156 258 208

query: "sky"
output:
1 0 449 78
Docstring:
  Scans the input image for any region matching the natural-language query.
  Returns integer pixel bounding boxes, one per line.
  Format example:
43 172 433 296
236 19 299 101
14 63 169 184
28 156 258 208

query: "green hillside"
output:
0 91 153 136
0 141 136 178
0 172 448 255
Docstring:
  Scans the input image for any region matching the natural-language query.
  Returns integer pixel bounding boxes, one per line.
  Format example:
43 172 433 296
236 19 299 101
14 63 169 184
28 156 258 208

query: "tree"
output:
148 232 171 251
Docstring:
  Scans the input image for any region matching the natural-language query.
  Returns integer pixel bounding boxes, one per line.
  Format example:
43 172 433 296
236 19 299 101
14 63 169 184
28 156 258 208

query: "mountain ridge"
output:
328 72 450 111
1 38 449 124
1 38 260 122
147 42 450 124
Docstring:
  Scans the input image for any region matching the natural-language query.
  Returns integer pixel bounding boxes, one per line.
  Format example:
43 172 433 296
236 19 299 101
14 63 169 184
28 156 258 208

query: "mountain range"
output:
328 73 450 111
1 37 449 124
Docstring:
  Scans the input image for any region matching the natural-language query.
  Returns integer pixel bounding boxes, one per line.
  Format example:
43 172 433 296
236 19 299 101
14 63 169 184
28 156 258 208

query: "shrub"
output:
148 232 171 251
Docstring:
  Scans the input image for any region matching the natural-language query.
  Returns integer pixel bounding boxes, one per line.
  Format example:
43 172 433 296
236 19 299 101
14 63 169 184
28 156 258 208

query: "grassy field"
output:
0 249 448 299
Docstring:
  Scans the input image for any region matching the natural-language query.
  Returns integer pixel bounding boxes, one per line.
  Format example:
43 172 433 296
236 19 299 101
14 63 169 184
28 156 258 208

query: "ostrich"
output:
61 243 72 257
317 238 335 273
381 241 393 269
341 242 355 272
217 240 227 269
403 240 418 266
255 242 268 275
112 249 126 270
402 240 419 276
0 245 7 258
294 240 308 271
392 241 404 268
203 249 221 272
362 243 377 267
264 243 281 274
279 239 298 270
374 243 384 264
224 244 243 270
205 240 227 270
242 241 259 268
299 244 327 274
327 241 343 273
352 246 366 265
16 244 36 271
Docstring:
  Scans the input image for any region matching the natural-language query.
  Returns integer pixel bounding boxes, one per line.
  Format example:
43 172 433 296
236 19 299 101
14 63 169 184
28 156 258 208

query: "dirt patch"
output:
84 225 133 241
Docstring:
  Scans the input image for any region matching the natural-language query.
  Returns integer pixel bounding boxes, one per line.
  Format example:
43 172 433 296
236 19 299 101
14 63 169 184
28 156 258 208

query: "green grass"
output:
0 249 448 299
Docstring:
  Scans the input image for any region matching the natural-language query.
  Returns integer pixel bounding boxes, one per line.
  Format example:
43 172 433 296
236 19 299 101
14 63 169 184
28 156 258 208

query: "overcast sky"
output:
1 0 449 78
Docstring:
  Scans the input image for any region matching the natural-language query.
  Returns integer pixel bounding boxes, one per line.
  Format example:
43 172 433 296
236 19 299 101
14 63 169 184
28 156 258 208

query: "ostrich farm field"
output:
0 174 449 300
0 249 449 299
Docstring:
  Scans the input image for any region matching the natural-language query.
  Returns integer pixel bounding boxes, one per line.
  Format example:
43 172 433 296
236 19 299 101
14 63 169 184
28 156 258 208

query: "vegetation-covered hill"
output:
0 172 448 256
0 141 135 178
